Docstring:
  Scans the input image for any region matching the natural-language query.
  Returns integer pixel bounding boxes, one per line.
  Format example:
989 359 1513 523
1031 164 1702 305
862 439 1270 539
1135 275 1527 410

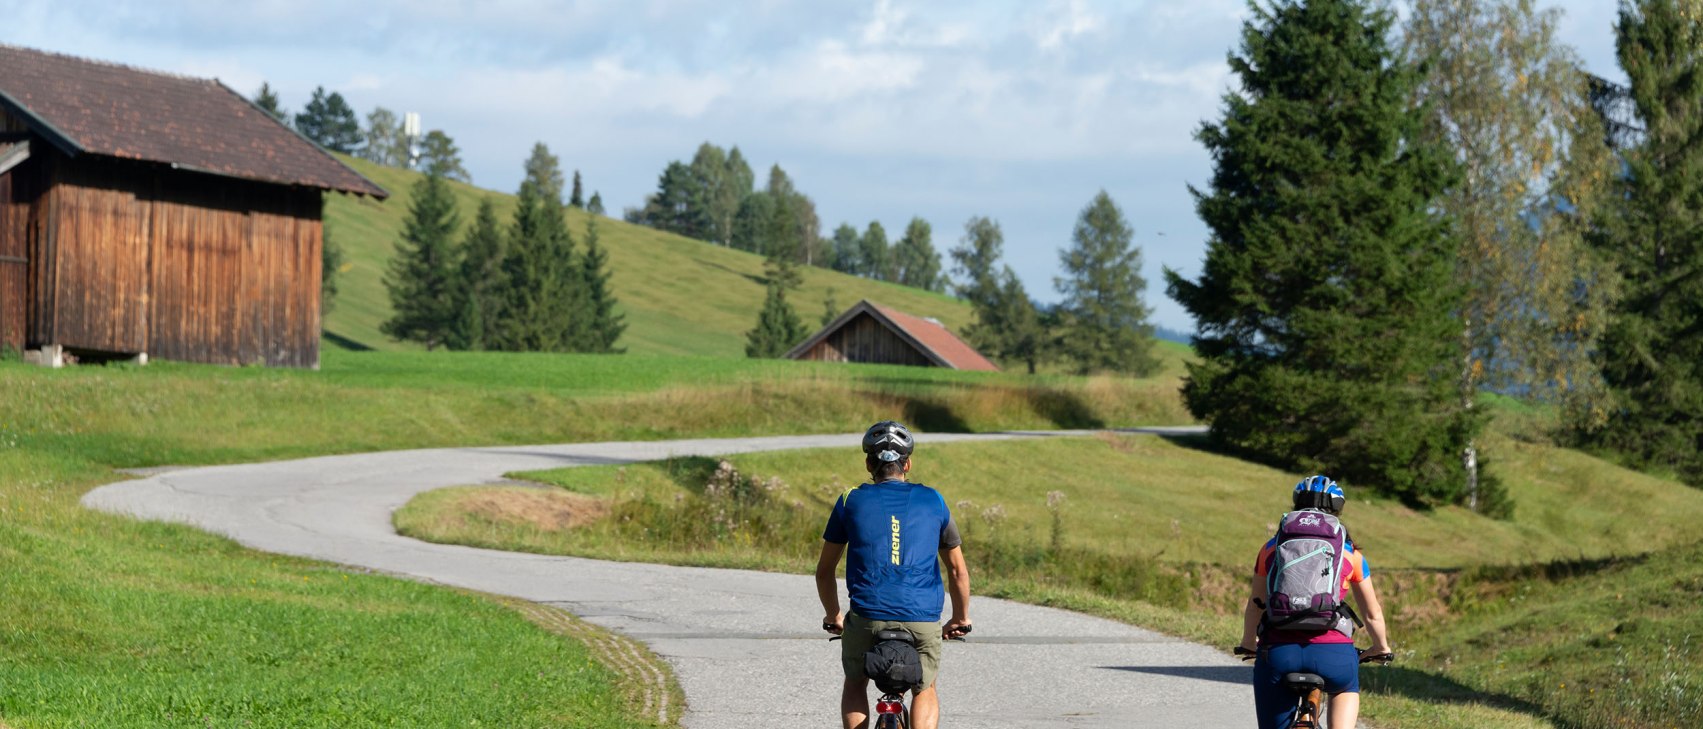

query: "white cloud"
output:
1034 0 1104 51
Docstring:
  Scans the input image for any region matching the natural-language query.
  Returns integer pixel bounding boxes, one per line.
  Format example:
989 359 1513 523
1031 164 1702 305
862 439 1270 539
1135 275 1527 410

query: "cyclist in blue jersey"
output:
816 421 972 729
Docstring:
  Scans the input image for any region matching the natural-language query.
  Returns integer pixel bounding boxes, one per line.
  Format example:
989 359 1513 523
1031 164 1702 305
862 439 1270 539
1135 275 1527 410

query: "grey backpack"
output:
1264 510 1356 636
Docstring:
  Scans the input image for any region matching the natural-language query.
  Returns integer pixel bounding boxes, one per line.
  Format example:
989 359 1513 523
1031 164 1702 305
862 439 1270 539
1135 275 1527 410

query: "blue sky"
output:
4 1 1625 332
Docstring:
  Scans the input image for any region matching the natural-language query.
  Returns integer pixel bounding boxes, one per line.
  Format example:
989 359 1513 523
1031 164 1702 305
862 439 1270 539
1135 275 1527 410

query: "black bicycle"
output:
830 625 971 729
1236 647 1392 728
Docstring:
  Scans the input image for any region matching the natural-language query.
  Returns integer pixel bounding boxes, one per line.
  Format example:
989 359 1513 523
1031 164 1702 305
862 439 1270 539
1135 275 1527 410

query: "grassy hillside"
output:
325 157 972 356
397 417 1703 729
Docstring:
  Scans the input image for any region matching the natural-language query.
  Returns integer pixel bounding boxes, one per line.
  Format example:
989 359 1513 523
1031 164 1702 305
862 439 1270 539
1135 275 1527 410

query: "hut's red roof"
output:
787 299 999 371
0 44 386 197
867 303 1000 371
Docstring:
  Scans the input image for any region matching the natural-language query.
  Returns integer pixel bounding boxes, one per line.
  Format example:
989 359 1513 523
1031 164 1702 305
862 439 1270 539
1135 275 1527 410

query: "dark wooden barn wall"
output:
0 167 31 352
796 312 934 367
39 152 322 367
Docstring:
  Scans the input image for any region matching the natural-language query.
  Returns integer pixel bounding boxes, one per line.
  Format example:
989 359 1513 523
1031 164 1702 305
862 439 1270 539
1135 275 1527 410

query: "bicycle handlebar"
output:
1231 646 1394 665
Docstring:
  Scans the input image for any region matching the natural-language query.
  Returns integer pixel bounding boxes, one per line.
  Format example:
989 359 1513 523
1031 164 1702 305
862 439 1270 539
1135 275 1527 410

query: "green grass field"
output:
324 157 973 356
0 345 1189 727
396 417 1703 729
0 445 667 728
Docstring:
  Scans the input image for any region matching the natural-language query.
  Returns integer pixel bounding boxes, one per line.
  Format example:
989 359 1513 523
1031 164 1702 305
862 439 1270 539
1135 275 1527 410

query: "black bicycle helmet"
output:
862 421 915 463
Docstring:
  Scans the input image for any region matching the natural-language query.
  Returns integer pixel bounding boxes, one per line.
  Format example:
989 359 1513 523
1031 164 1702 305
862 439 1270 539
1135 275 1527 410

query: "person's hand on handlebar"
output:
822 613 844 636
1357 648 1394 665
943 619 972 640
1233 644 1257 662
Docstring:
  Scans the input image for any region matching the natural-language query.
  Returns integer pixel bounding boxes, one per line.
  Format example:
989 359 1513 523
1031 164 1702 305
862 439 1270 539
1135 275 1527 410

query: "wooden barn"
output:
786 300 999 371
0 44 386 368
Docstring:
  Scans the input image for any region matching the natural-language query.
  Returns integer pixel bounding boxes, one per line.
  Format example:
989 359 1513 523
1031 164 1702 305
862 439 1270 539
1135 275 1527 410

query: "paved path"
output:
84 428 1256 728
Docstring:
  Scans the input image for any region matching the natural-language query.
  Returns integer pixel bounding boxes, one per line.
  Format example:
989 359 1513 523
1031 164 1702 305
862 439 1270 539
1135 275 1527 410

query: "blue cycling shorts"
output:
1252 642 1360 729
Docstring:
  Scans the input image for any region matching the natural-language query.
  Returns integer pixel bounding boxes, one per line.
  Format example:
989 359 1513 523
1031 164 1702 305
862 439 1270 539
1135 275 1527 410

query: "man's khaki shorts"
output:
840 611 943 690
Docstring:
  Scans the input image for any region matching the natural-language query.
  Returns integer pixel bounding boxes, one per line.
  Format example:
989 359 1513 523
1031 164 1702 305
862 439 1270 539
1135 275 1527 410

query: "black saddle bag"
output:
863 629 923 694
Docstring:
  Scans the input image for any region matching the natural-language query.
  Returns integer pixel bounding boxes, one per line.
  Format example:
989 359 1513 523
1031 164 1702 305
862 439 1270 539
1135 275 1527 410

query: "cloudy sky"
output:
4 0 1625 332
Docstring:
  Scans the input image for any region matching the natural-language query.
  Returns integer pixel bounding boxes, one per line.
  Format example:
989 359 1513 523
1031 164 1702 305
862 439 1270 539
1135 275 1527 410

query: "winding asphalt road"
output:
83 428 1256 728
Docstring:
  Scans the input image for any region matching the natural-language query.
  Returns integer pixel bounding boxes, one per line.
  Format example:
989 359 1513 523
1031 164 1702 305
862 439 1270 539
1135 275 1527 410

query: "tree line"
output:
743 188 1162 379
628 143 947 291
381 143 623 354
1165 0 1703 512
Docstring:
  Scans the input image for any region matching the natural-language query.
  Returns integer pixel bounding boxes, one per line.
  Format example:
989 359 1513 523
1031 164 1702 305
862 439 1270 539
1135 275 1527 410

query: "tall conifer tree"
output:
1582 0 1703 486
253 82 286 121
381 173 462 350
1166 0 1475 506
569 170 585 209
1056 192 1157 375
580 216 625 353
448 198 504 351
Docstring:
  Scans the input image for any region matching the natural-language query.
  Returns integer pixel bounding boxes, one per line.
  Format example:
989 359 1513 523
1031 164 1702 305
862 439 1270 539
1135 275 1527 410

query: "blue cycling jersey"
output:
823 480 961 622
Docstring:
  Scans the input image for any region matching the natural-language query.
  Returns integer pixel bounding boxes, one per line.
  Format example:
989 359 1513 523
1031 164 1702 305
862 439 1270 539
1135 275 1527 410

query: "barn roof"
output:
0 44 387 198
786 300 1000 371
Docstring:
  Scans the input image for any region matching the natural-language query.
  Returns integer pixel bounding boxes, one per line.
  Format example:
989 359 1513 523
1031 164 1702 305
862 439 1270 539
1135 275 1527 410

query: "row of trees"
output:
743 188 1161 379
382 143 623 354
1164 0 1703 512
628 143 948 292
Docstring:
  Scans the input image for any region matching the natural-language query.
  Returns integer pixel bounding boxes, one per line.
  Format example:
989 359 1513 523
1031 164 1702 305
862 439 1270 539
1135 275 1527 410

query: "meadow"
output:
323 156 973 357
396 417 1703 729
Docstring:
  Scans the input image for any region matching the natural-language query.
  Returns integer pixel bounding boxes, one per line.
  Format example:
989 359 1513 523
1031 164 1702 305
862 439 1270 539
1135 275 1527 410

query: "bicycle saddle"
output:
874 629 916 644
1281 672 1327 695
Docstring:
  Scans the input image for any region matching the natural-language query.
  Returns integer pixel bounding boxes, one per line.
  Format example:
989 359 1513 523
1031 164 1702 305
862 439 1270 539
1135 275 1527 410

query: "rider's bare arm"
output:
1239 572 1267 652
940 545 971 638
1350 575 1391 655
816 540 847 633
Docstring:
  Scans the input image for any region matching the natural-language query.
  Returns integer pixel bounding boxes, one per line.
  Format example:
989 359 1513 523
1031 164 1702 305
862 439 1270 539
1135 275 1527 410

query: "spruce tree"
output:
523 143 566 207
688 143 731 243
1165 0 1473 507
588 191 605 216
569 170 585 209
381 173 462 350
580 216 626 353
1582 0 1703 486
746 273 808 358
448 198 504 351
489 177 582 352
254 82 286 121
294 87 362 153
894 217 944 291
1056 191 1158 376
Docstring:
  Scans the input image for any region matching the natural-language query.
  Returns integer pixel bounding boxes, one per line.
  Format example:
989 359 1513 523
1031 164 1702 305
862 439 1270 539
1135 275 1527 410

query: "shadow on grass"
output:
903 398 972 433
703 261 766 287
1362 665 1561 727
1463 551 1650 584
321 330 375 352
1025 387 1105 429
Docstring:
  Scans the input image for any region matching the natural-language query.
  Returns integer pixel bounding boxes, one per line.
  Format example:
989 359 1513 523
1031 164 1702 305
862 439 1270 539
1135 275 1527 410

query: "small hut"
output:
786 300 999 371
0 44 387 367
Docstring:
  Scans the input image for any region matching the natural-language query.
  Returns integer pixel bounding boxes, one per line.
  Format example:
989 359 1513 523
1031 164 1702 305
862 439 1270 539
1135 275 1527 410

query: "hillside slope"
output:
324 158 972 356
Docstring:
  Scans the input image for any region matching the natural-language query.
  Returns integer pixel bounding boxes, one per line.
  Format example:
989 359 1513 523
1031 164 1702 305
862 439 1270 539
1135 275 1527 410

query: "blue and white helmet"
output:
1292 475 1345 515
